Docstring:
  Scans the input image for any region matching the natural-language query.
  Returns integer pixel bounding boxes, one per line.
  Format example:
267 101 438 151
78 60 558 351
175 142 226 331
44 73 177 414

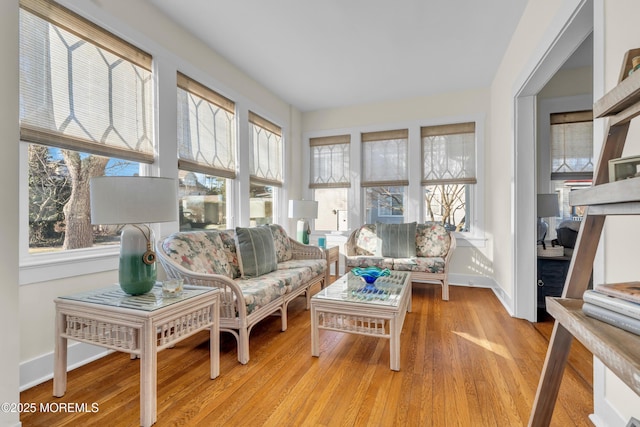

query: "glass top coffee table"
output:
310 270 412 371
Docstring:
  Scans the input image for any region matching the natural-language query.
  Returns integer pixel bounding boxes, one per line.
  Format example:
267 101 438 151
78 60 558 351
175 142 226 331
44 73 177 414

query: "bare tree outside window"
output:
424 184 468 232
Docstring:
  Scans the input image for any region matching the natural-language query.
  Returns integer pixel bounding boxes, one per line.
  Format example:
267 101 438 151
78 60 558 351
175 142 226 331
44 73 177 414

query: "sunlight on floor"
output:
452 331 513 360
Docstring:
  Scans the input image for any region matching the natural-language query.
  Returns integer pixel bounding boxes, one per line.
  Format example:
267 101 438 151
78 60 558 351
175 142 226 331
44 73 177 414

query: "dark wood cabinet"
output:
537 256 571 310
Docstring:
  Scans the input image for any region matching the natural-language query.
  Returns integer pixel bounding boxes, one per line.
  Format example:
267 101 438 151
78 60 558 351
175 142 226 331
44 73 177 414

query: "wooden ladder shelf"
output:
529 48 640 426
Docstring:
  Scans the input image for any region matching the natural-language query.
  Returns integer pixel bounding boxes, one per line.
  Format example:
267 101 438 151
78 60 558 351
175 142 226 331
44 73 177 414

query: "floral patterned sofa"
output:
345 222 456 300
156 224 326 364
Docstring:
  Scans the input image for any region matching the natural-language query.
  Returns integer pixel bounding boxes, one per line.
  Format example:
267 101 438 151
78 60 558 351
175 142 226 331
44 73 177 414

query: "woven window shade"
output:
361 129 408 187
310 135 351 189
177 72 236 179
421 122 477 185
19 0 154 163
249 112 283 186
550 111 593 180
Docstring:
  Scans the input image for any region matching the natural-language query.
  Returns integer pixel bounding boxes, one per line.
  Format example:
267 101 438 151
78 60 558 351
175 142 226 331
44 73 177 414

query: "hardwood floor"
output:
20 282 593 426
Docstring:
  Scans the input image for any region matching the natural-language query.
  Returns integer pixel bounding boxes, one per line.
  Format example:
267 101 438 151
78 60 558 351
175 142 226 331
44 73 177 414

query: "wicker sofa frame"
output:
157 229 325 364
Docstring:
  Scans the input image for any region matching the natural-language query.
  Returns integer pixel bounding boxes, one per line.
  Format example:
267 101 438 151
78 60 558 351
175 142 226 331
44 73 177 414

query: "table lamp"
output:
288 200 318 244
90 176 178 295
537 193 559 248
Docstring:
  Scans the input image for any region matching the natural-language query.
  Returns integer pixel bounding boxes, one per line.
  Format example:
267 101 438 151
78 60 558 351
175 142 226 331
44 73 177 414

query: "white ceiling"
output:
149 0 530 112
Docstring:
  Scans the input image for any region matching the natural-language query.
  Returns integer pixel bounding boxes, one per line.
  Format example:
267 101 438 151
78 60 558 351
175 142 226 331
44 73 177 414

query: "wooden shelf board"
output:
569 178 640 206
587 202 640 216
546 297 640 396
594 61 640 118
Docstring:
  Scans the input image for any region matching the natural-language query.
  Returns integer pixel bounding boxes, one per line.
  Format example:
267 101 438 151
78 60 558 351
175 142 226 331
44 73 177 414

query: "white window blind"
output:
550 110 593 180
19 0 154 163
249 112 283 187
421 122 477 185
361 129 408 187
310 134 350 188
177 72 236 179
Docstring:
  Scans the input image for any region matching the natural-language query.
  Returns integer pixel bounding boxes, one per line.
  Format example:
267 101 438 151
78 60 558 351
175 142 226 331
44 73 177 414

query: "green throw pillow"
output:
235 226 278 278
377 222 417 258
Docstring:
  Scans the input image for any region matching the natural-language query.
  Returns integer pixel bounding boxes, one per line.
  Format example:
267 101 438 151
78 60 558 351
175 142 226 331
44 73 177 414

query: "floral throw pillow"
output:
416 223 451 257
269 224 292 262
162 231 233 278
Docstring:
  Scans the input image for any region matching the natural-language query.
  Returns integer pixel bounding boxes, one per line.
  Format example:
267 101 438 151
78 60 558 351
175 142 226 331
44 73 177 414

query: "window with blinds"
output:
421 122 476 185
310 135 350 188
19 0 154 163
550 110 593 181
176 73 234 230
19 0 153 252
361 129 409 187
421 122 476 232
361 129 408 223
177 72 236 178
310 135 350 231
249 112 283 186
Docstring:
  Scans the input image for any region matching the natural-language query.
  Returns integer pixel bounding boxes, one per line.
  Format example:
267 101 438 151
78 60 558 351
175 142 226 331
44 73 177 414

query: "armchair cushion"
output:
235 226 278 278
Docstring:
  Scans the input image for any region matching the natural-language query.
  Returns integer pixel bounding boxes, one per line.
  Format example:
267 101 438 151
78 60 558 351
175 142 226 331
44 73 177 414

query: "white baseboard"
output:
20 342 111 391
448 273 514 316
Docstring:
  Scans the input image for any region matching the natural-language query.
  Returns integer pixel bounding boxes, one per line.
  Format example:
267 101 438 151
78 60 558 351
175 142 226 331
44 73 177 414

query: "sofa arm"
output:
156 246 247 320
444 232 457 268
288 238 324 260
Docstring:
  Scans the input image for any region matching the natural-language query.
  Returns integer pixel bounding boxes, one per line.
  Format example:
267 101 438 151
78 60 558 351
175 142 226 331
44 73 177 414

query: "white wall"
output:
0 2 20 425
17 0 303 386
596 0 640 424
488 0 567 303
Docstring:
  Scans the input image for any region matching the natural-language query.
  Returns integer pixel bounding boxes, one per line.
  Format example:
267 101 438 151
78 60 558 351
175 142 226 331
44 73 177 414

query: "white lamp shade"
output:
90 176 178 224
288 200 318 219
537 193 560 218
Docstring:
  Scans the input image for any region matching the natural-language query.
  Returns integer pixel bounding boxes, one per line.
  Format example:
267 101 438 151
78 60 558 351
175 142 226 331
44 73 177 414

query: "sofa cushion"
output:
393 257 446 274
416 223 451 257
235 275 287 314
269 224 293 262
377 222 417 257
278 259 327 278
161 230 233 278
345 256 394 270
235 226 278 278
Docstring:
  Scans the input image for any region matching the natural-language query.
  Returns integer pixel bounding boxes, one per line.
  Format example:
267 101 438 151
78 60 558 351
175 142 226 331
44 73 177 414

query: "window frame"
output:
18 0 157 284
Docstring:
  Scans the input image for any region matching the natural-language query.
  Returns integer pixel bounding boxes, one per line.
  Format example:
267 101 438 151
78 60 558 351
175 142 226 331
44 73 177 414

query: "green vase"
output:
119 253 156 295
118 224 156 295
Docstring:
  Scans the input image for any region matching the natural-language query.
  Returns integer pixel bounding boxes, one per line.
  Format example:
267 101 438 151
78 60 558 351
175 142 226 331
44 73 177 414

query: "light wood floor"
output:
21 281 593 426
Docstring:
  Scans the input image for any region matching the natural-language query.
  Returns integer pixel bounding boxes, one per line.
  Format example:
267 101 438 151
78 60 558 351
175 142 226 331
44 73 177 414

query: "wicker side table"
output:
53 284 219 427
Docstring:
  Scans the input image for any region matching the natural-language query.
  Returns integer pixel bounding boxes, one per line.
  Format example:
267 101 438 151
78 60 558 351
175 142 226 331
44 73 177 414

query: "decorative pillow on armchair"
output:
235 226 278 278
376 222 417 258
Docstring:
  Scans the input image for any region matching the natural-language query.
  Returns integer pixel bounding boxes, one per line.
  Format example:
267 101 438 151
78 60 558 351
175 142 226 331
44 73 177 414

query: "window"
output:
20 0 153 253
249 112 282 225
310 135 350 231
421 123 476 232
550 110 593 220
177 72 235 230
361 129 408 224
